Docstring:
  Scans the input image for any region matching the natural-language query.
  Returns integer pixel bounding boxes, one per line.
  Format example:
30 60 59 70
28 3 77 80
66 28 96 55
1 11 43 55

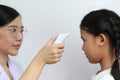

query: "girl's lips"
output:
84 53 88 58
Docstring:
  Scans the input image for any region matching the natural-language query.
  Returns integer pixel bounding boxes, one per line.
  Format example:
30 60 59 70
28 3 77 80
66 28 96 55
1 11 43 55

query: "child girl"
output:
0 4 64 80
80 9 120 80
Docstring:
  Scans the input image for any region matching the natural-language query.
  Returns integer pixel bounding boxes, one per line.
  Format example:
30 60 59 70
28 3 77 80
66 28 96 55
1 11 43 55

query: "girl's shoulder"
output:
92 68 114 80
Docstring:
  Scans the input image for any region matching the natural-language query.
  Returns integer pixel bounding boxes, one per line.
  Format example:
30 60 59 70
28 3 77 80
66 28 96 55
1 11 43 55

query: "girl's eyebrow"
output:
81 36 85 41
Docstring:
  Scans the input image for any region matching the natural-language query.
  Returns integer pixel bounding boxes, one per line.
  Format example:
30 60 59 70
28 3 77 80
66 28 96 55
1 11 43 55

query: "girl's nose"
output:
82 45 85 51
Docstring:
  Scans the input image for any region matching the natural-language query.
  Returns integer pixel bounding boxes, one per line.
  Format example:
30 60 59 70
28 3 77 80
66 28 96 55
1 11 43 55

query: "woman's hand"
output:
20 35 65 80
38 35 65 64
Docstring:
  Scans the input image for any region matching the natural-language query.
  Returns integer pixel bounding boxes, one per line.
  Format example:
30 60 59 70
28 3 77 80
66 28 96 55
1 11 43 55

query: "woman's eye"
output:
11 28 17 32
20 29 23 33
8 28 18 33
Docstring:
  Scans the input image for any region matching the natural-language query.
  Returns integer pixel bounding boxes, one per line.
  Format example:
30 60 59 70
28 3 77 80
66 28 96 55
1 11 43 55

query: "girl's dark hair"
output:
80 9 120 80
0 4 20 26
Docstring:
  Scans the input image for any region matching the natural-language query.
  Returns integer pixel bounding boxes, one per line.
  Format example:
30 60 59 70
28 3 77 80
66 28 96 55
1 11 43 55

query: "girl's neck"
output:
99 52 115 73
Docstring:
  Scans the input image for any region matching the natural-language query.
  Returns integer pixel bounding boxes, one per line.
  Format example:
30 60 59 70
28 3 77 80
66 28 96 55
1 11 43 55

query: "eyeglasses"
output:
7 26 28 38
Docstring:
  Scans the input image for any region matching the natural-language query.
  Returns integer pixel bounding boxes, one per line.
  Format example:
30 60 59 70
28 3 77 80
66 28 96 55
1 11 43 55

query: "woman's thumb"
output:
47 35 58 45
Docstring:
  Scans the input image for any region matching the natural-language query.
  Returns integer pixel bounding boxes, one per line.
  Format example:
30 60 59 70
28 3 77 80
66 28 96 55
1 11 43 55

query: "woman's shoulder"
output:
8 57 23 74
8 57 22 68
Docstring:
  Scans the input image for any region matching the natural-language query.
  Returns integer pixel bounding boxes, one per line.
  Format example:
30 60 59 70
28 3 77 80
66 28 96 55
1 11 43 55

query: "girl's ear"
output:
96 34 107 46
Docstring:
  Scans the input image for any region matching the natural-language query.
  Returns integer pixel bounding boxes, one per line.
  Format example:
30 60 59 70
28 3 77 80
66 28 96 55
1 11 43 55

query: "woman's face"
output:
80 29 103 63
0 16 23 56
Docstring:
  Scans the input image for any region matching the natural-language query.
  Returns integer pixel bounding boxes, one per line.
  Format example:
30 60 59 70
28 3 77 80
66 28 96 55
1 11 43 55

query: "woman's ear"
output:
96 34 107 46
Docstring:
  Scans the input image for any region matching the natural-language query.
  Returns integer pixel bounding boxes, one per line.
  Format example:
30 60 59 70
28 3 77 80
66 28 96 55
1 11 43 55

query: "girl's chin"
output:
88 59 98 64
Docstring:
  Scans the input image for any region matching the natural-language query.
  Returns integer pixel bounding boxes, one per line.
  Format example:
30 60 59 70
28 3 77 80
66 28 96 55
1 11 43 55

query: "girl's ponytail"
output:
111 59 120 80
108 17 120 80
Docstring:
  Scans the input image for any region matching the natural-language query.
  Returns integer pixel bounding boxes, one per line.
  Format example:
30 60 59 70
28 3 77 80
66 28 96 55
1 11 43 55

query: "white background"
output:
0 0 120 80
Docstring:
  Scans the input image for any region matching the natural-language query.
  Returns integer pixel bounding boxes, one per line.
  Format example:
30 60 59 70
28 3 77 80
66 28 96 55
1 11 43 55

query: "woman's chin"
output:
9 51 18 56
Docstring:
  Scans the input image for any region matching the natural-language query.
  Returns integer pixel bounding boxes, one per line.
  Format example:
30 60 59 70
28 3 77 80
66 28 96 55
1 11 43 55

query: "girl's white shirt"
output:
0 57 23 80
92 68 114 80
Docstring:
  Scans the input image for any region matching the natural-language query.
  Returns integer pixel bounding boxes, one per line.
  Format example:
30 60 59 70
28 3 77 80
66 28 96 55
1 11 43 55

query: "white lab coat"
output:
0 58 23 80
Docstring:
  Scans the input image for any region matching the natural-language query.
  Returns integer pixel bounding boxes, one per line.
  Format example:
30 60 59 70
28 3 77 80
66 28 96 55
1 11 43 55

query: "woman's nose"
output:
16 32 23 41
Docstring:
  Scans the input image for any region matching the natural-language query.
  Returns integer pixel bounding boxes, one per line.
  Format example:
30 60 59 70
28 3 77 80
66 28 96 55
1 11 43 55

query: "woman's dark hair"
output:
0 4 20 26
80 9 120 80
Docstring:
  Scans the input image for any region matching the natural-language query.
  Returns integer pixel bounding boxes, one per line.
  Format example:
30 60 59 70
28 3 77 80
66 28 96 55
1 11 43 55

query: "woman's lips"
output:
12 44 21 49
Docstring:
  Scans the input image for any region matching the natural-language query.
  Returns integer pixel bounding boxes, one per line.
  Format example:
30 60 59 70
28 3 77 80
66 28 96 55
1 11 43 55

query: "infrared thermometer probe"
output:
54 33 70 44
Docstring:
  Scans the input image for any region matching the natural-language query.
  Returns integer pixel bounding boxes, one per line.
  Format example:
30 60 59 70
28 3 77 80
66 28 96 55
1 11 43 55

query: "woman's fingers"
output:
39 35 65 64
44 47 64 64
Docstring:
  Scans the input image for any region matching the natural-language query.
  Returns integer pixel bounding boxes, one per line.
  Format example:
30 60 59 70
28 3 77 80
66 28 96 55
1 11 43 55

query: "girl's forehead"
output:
80 29 89 35
81 29 95 38
80 29 88 38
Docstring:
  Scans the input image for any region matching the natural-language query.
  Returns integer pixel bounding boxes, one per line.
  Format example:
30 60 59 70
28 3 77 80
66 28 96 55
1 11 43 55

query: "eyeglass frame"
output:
0 25 28 38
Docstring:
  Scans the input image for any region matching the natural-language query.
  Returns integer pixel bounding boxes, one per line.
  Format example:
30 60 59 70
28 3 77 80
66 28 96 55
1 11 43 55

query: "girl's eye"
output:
83 39 86 42
81 38 85 42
